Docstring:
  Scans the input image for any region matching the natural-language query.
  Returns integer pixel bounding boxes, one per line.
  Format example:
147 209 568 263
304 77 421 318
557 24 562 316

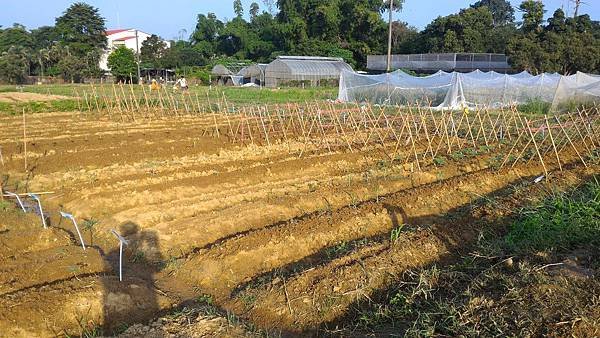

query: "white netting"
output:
338 69 600 110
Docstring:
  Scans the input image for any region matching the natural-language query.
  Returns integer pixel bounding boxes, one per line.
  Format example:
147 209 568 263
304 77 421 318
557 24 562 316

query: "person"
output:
150 79 160 91
175 76 189 91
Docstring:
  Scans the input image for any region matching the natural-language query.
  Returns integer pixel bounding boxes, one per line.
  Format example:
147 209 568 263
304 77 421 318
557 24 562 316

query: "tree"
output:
31 26 58 50
0 46 30 84
519 0 545 33
250 2 260 21
472 0 515 26
55 2 107 57
192 13 224 44
107 46 137 82
381 0 404 13
234 0 244 18
140 34 168 68
0 23 33 53
419 6 495 53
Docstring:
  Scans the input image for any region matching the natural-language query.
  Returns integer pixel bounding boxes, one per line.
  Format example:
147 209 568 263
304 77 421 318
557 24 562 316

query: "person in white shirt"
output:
175 76 189 91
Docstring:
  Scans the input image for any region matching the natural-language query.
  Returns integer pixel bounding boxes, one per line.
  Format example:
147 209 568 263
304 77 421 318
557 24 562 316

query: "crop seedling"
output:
390 224 406 243
82 218 99 245
197 294 214 306
433 156 447 166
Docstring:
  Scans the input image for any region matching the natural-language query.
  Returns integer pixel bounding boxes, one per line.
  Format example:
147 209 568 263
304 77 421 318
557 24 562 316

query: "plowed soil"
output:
0 110 597 337
0 92 70 103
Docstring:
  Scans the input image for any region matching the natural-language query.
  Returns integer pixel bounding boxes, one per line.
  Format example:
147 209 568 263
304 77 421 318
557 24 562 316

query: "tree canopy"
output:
0 0 599 84
107 45 137 82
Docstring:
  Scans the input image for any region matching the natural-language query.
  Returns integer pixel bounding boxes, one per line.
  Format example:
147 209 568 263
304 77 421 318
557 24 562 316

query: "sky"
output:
1 0 599 40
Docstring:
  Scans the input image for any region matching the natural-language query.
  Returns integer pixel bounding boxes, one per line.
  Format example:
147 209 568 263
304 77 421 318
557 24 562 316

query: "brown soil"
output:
0 92 70 103
0 110 597 337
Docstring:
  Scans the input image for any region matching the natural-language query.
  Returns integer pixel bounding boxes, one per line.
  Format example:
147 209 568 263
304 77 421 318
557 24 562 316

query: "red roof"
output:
113 36 136 41
106 29 130 36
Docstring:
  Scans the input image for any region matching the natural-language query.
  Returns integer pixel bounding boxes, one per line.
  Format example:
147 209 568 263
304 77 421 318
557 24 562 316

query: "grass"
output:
339 177 600 337
0 100 79 115
517 99 552 115
505 178 600 253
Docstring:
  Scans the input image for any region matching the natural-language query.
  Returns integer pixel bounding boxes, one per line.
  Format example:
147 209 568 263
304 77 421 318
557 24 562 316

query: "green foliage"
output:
519 0 545 33
505 179 600 253
233 0 244 18
140 34 168 69
54 2 107 57
196 294 214 305
0 200 11 211
107 46 137 83
0 46 30 84
2 0 600 83
471 0 515 26
390 224 405 243
0 99 79 115
517 99 551 114
420 6 495 53
0 24 33 53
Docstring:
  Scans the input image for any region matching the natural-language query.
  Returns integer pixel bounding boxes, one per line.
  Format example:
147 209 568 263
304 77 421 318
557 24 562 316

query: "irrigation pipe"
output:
59 212 86 250
28 193 47 229
111 229 129 282
2 191 55 197
5 191 26 212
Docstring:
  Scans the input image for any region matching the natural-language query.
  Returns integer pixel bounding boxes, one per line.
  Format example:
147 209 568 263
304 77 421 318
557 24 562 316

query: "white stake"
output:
5 191 26 212
28 194 47 229
534 175 545 184
60 212 86 250
111 229 129 282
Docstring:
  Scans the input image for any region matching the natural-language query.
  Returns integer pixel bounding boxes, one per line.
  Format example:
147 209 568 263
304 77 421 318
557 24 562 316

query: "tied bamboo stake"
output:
545 115 562 171
525 118 548 178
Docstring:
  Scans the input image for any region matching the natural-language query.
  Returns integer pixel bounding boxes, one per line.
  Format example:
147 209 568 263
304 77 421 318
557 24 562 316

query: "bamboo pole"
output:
525 118 548 177
555 115 587 167
545 115 562 171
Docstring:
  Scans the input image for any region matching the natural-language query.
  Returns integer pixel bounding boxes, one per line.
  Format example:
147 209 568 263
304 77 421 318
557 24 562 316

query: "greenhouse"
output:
338 69 600 111
265 56 353 88
239 64 267 86
211 64 244 86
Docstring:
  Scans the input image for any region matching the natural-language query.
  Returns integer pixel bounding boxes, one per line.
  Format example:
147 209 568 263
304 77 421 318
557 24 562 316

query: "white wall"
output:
100 29 171 72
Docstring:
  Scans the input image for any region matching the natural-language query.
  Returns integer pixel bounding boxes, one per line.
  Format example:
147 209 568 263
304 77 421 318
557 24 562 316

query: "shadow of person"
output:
101 221 164 334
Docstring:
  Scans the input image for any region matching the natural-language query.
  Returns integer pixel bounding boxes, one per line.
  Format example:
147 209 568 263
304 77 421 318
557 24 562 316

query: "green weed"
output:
504 179 600 253
390 224 406 243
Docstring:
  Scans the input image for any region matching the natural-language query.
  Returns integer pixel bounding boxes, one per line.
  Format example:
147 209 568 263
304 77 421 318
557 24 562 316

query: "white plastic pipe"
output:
111 229 129 282
28 194 47 229
60 212 86 250
5 191 26 212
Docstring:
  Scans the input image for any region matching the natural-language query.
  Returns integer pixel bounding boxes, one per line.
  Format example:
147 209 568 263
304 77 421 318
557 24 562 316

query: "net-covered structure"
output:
367 53 511 73
338 69 600 110
211 63 248 86
265 56 353 88
239 64 267 86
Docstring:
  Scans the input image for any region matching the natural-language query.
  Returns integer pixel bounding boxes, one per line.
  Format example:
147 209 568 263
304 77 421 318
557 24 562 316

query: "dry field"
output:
0 90 598 337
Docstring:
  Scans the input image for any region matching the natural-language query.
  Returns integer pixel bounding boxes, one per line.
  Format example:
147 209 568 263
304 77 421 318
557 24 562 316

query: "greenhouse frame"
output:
211 63 246 86
265 56 353 88
239 64 268 86
338 69 600 111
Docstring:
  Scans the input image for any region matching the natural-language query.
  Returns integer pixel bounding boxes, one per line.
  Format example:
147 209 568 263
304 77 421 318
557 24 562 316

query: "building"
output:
99 28 170 72
264 56 353 88
367 53 512 74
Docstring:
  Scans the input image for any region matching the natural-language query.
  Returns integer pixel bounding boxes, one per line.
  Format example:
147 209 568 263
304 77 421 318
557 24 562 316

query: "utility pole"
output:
135 29 141 84
387 0 393 73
